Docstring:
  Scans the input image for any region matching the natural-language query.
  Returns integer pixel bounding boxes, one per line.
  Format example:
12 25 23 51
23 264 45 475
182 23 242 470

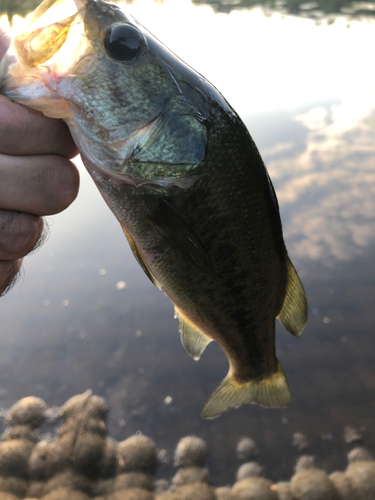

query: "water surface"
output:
0 0 374 484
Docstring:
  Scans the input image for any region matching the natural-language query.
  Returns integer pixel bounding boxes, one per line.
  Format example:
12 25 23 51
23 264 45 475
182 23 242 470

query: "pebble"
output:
172 467 210 489
236 462 264 481
113 472 154 492
7 397 46 428
271 481 293 500
117 436 157 474
236 437 259 461
347 447 373 463
292 432 310 451
1 426 39 444
329 471 356 499
174 436 208 468
215 486 234 499
106 489 154 500
0 440 34 478
41 489 90 500
97 438 118 478
343 426 363 445
0 476 27 497
346 460 375 500
43 470 93 497
232 477 278 499
61 392 108 422
290 468 337 500
0 493 20 500
294 455 316 473
174 483 216 500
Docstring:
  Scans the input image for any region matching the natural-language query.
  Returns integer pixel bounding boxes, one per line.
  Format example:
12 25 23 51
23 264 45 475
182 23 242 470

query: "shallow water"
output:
0 0 374 486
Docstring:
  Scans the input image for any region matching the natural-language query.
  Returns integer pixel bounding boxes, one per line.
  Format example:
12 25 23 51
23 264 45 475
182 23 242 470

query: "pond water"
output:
0 0 374 485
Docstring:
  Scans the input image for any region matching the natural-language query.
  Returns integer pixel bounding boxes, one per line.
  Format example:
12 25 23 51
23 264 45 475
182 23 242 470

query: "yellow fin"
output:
14 13 78 68
30 0 65 24
201 361 290 419
175 308 212 361
122 227 158 288
277 256 308 337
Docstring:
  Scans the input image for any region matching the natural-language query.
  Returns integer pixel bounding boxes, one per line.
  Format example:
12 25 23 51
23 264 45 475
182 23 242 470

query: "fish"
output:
1 0 308 418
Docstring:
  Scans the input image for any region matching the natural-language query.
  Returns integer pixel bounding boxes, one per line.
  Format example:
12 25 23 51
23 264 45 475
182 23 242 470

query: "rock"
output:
113 472 154 492
172 467 210 489
236 462 264 481
7 397 46 428
294 456 316 473
236 438 259 461
174 483 216 500
41 489 90 500
346 460 375 500
347 447 373 463
26 481 45 498
44 470 93 496
155 479 169 493
92 479 115 497
232 477 278 499
0 439 34 478
98 438 118 478
271 481 293 500
290 468 337 500
0 476 27 497
292 433 309 452
72 431 106 475
117 436 157 474
1 426 39 444
61 392 108 422
174 436 208 468
215 486 234 499
329 471 357 500
343 427 363 445
0 493 20 500
106 489 154 500
29 442 64 480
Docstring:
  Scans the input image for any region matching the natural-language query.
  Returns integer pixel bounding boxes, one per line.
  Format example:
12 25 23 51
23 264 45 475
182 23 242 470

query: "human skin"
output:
0 29 80 296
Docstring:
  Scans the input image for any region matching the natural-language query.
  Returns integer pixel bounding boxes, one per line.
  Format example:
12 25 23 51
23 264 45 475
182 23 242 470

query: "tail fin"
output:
201 361 290 419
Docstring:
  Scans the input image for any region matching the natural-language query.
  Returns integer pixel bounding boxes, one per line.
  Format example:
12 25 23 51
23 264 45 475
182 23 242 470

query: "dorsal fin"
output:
121 226 158 288
174 308 212 361
148 200 218 283
277 256 308 337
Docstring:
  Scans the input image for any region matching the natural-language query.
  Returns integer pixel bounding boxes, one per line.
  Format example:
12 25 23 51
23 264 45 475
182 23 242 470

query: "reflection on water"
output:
0 0 375 485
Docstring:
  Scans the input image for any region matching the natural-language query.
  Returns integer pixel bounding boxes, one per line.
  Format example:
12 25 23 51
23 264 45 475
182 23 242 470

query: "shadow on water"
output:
0 0 375 487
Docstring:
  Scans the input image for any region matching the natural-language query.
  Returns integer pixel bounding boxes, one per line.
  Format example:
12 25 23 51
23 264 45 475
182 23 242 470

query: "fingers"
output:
0 29 10 60
0 153 80 215
0 259 22 297
0 210 44 260
0 96 78 159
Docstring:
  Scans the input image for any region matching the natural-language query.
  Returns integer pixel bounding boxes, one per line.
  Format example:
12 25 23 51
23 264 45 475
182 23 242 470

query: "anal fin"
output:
174 308 212 361
201 360 290 419
277 256 308 337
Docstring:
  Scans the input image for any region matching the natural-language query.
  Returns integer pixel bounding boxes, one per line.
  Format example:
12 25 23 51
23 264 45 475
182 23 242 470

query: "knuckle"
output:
0 211 44 260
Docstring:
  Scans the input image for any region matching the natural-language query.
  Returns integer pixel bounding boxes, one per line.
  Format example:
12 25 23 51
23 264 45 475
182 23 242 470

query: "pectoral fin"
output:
149 200 217 283
277 257 308 337
14 13 78 68
201 361 290 419
174 308 212 361
121 226 158 288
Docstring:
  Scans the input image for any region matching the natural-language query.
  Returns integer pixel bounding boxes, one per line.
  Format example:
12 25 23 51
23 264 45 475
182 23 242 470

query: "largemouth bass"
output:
1 0 307 418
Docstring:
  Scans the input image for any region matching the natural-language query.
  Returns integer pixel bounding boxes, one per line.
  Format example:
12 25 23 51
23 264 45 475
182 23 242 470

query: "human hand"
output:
0 29 79 296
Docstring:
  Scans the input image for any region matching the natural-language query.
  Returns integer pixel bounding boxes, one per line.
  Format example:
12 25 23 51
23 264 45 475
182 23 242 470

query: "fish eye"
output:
104 23 145 62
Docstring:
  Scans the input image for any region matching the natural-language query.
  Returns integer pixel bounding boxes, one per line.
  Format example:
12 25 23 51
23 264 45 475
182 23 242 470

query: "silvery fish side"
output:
2 0 308 418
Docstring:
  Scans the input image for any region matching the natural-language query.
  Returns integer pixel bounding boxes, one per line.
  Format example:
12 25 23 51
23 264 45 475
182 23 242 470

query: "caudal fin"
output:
201 361 290 419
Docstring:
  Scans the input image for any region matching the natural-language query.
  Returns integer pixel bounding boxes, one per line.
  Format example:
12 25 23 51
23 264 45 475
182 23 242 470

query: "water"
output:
0 0 374 486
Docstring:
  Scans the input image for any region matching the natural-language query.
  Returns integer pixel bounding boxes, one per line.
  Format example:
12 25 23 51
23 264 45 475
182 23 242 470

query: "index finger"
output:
0 96 78 159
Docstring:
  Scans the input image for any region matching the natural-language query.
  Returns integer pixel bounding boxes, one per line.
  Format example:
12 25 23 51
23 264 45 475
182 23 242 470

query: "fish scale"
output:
1 0 307 418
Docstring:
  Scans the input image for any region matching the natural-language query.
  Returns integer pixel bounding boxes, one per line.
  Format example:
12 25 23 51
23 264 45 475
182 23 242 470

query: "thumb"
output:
0 29 10 61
